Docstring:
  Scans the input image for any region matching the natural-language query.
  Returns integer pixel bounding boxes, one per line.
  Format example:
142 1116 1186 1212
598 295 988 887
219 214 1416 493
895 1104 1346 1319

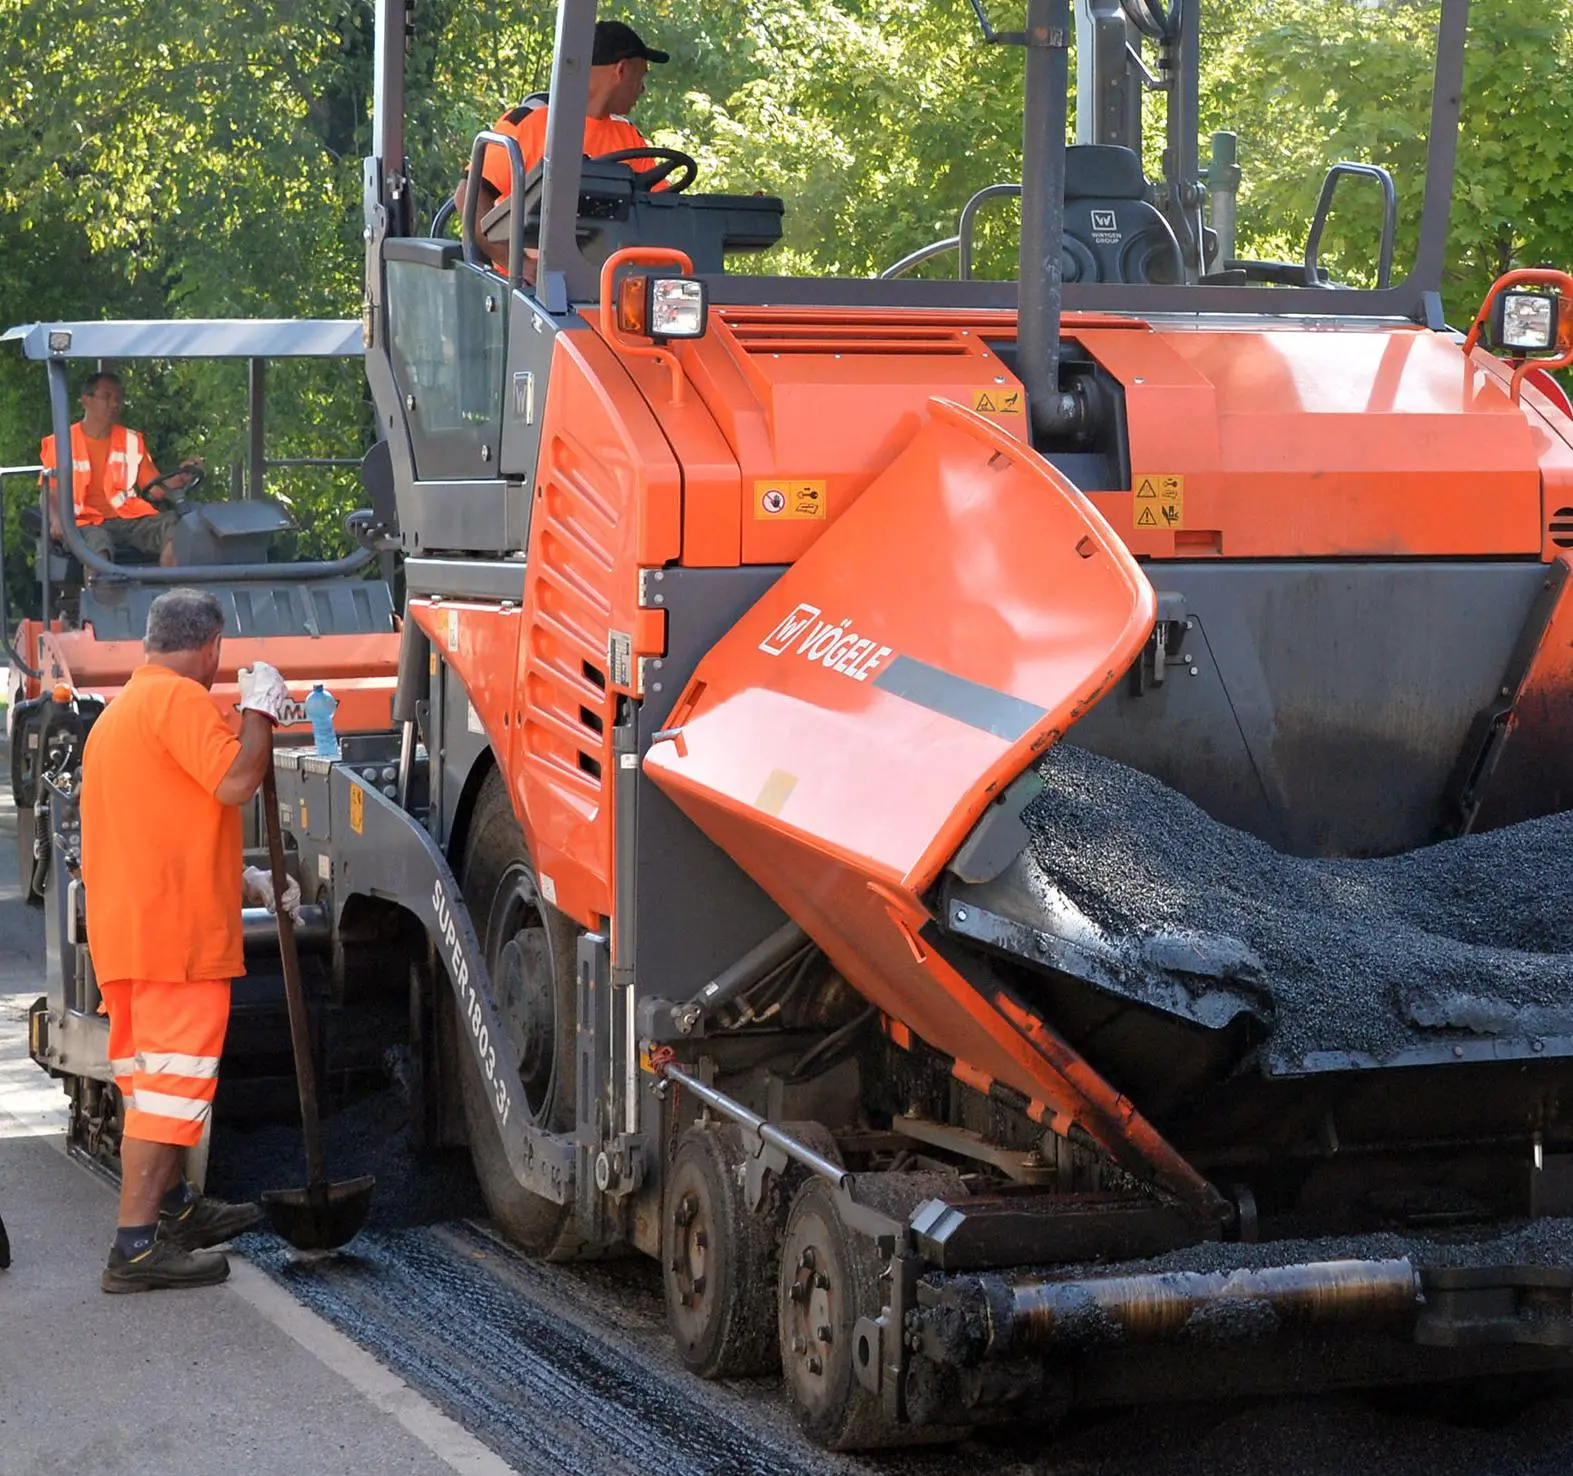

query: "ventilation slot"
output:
719 310 973 358
1551 508 1573 549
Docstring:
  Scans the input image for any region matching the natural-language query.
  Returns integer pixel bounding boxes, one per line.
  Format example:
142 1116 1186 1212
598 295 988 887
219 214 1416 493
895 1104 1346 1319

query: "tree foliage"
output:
0 0 1569 610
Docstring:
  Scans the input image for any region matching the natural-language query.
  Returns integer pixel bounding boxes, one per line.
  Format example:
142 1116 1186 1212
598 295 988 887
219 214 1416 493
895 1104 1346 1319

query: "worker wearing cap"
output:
455 19 671 271
80 587 298 1293
38 370 201 569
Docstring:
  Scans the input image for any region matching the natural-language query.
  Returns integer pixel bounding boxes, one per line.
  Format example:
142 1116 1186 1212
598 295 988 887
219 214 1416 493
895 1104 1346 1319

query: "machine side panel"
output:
633 565 789 996
1066 560 1549 856
640 309 1552 568
1079 326 1545 560
508 332 683 931
678 307 1034 567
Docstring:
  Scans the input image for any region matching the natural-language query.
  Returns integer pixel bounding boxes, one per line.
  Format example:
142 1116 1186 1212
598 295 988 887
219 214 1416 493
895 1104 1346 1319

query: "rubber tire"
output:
457 769 587 1260
779 1174 968 1451
663 1124 781 1378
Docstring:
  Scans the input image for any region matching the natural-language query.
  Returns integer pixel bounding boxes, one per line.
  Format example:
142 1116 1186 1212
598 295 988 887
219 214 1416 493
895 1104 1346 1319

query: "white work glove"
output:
242 865 302 922
237 660 291 725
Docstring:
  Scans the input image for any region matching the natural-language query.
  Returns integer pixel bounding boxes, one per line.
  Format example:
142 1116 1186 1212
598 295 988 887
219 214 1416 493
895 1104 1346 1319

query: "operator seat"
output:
1060 144 1182 286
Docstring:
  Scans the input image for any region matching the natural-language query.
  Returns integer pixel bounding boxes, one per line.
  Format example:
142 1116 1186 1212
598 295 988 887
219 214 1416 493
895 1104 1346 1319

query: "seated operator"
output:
39 370 201 571
453 19 670 272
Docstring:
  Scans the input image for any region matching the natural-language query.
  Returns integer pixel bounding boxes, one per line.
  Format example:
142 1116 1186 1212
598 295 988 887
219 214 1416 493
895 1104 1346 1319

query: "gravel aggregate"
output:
1022 744 1573 1065
205 1049 488 1232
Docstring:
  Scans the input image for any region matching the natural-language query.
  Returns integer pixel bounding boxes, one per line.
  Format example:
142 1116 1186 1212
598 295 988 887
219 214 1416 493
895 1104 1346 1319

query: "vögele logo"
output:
759 602 820 656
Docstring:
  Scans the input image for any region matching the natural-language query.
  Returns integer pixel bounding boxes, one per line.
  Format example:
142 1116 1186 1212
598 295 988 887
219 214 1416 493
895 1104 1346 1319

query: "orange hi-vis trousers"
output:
102 979 231 1147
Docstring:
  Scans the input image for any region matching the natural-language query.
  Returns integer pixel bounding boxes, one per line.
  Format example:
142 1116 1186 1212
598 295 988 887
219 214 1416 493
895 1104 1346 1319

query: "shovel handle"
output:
261 761 328 1188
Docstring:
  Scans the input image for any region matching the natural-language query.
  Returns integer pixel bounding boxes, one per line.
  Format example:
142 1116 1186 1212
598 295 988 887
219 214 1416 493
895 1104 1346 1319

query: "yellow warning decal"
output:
972 387 1024 415
754 480 827 520
349 785 364 836
299 802 310 832
1134 474 1184 530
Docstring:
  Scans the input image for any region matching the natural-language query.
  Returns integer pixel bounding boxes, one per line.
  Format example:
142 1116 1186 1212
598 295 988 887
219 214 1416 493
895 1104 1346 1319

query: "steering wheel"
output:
1121 0 1182 41
139 464 206 515
592 146 698 195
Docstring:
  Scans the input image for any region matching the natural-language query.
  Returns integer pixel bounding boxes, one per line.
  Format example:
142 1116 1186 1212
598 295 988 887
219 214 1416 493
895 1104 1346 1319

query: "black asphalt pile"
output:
206 1055 487 1231
1021 743 1573 1065
1058 1213 1573 1281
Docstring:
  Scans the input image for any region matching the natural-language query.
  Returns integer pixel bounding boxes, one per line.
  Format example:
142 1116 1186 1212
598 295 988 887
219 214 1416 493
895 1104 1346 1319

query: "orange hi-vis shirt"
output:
39 423 161 525
480 106 656 199
80 664 245 985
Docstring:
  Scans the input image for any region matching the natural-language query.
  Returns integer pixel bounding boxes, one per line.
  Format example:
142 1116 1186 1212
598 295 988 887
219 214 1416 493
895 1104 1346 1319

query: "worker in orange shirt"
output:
454 19 670 272
80 587 298 1292
39 370 201 569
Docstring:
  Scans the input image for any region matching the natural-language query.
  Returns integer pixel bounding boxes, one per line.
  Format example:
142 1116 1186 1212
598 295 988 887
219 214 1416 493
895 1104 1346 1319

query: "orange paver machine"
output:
32 0 1573 1445
9 318 402 1155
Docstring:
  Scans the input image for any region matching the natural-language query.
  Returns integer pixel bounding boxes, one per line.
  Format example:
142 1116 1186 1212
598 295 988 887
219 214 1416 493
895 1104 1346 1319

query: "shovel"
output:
259 762 374 1250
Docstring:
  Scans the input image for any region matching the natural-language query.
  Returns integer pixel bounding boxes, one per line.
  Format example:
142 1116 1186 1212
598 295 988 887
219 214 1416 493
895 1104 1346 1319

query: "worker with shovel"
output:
79 587 297 1293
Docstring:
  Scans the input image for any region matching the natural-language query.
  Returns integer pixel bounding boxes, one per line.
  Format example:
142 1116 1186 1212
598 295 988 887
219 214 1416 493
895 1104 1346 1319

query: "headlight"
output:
616 274 709 342
1492 290 1559 353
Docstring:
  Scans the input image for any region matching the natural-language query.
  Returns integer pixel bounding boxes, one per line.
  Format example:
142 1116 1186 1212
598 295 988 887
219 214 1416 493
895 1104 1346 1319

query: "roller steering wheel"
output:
592 146 698 194
139 464 205 516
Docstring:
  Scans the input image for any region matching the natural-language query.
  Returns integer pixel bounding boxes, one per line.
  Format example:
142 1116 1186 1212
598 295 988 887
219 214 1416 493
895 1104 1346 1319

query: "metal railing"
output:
879 184 1023 281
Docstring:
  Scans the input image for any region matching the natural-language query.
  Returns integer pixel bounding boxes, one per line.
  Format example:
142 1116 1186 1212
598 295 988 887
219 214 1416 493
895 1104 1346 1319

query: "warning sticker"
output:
1134 474 1184 531
349 785 364 836
972 387 1024 415
755 480 827 520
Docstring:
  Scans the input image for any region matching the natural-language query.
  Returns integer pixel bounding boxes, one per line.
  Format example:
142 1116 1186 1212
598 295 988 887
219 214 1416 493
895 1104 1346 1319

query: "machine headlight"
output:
616 274 709 342
649 277 708 339
1492 290 1559 353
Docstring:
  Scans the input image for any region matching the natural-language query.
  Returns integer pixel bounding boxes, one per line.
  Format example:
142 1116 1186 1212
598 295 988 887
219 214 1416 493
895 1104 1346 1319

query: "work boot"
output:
159 1194 263 1251
101 1239 230 1294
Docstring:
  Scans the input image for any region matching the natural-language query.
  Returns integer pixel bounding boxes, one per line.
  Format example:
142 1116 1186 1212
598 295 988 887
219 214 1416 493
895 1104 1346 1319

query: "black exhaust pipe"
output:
1017 0 1083 441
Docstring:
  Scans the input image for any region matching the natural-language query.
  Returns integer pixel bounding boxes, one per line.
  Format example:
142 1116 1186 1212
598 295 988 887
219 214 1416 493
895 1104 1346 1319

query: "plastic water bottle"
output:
304 683 341 760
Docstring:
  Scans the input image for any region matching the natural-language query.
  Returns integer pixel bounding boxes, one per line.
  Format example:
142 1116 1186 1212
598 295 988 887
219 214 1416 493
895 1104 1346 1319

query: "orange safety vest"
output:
39 423 156 525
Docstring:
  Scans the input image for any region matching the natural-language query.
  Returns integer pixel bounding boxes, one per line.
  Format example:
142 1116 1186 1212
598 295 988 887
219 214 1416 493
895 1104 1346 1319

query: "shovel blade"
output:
262 1174 376 1251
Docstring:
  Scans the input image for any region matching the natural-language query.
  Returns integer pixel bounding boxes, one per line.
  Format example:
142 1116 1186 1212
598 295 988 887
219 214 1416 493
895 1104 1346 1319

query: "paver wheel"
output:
457 770 592 1260
663 1124 782 1378
779 1174 968 1450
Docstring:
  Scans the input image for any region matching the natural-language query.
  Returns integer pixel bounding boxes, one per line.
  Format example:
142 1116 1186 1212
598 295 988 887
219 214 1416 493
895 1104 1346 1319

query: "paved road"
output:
6 787 1573 1475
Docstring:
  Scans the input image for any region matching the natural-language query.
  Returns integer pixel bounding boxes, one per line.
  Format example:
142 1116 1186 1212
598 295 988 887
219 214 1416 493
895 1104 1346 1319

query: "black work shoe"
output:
101 1239 230 1294
159 1195 263 1251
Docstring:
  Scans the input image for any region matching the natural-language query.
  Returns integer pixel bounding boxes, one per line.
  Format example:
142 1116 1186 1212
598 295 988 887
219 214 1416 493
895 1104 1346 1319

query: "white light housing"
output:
649 277 708 340
1496 290 1558 352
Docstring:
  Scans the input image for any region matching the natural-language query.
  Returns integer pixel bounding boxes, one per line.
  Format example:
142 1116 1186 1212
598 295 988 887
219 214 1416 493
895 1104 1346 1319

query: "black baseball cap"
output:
592 19 669 66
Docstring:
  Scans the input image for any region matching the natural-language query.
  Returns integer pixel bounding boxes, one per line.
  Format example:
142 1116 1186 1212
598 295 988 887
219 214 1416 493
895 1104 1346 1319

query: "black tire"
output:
457 769 587 1259
664 1124 781 1378
779 1174 968 1451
